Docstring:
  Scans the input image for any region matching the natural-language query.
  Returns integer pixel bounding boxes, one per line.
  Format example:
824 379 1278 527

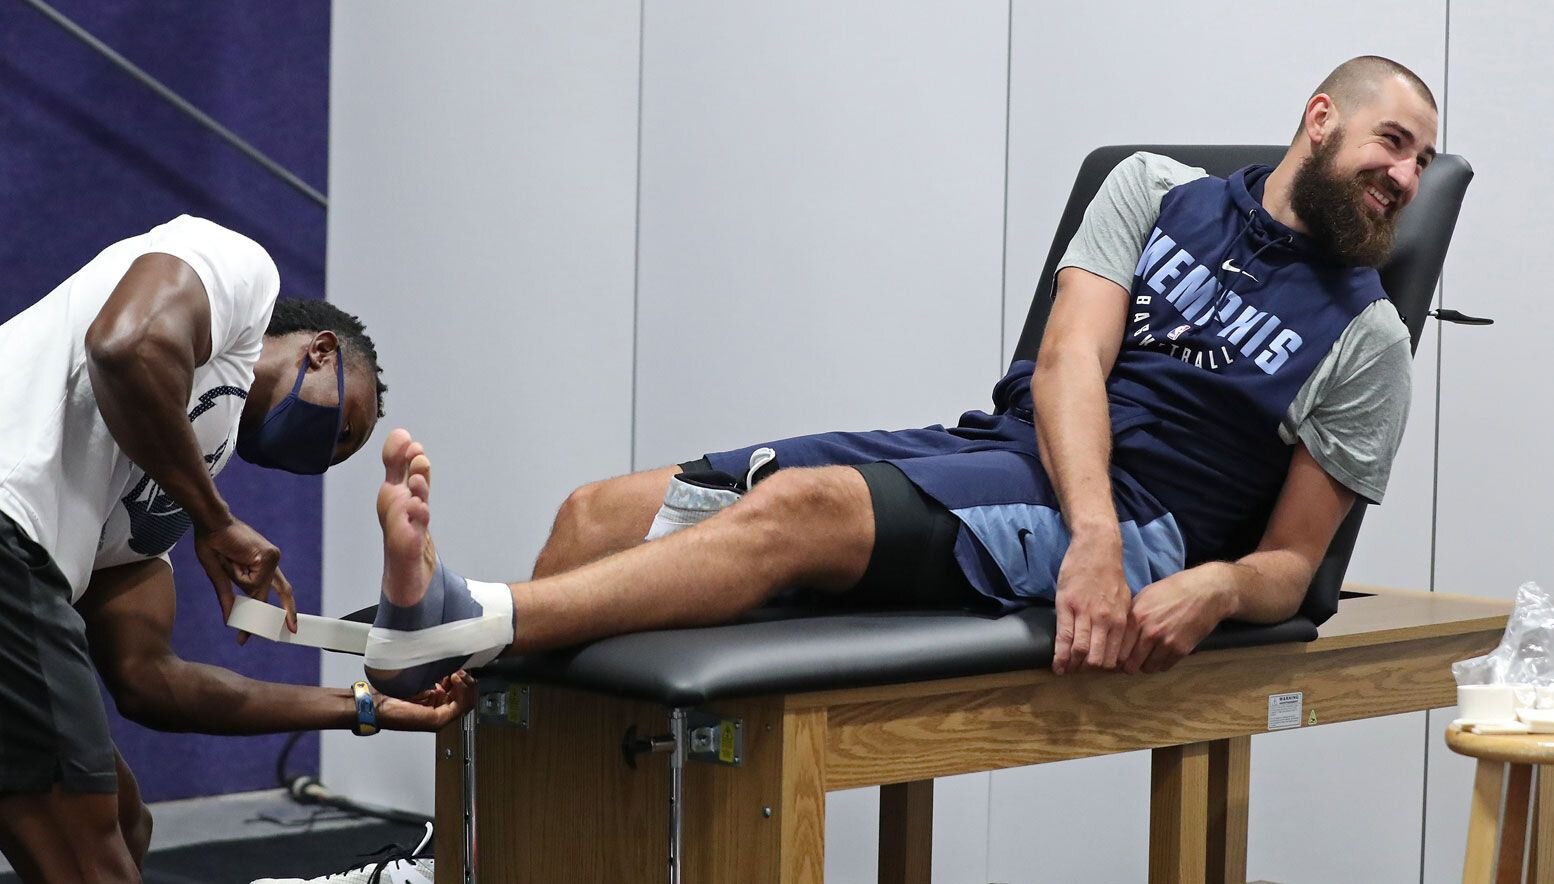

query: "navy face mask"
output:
236 352 344 475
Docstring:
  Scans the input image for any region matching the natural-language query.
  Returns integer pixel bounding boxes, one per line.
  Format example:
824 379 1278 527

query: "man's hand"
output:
1052 533 1131 674
1121 567 1236 674
377 672 477 731
194 517 295 641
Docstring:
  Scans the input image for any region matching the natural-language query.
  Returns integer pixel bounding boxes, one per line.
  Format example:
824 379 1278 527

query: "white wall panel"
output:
831 776 993 884
322 1 641 813
1248 715 1427 884
1001 4 1446 881
1432 4 1554 603
633 3 1011 870
633 2 1010 469
1424 5 1554 879
1423 707 1477 884
986 752 1151 884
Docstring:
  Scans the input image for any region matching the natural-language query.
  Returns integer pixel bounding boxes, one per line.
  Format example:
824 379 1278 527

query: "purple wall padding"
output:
0 0 330 802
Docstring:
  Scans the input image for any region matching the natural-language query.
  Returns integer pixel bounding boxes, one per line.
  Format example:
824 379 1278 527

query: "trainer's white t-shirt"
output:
0 216 279 601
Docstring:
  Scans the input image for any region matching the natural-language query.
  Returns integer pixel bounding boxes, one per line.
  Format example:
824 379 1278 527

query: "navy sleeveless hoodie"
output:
1102 163 1387 560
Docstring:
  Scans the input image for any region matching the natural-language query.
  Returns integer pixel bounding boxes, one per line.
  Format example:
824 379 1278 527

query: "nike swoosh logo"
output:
1221 259 1258 282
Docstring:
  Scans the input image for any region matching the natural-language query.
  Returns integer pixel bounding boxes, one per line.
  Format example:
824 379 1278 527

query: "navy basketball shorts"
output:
692 416 1186 613
678 456 993 611
0 512 118 794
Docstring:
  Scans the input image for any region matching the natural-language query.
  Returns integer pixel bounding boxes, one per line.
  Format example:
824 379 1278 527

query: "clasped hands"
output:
1051 536 1234 676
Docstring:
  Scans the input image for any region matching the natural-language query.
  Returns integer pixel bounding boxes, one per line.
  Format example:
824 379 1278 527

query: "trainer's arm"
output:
84 254 228 532
86 253 296 630
1123 444 1354 673
80 559 472 734
1034 266 1131 674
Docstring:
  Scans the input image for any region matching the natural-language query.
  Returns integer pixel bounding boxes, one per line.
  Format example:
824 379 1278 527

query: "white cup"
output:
1459 684 1522 722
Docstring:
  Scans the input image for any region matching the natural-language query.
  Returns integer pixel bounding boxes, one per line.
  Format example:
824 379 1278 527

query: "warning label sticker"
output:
1268 692 1304 731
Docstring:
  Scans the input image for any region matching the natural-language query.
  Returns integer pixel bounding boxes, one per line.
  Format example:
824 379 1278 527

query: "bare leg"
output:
0 788 140 883
374 429 874 656
531 466 682 579
114 750 152 869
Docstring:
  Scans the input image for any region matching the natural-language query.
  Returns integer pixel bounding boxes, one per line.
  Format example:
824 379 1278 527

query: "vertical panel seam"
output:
629 0 646 472
1420 6 1449 883
998 0 1013 373
992 4 1013 866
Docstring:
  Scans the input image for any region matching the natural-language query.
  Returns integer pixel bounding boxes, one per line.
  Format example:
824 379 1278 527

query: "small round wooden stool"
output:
1446 725 1554 884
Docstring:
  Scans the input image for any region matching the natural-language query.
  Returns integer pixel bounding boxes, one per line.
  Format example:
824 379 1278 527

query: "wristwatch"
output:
352 681 379 736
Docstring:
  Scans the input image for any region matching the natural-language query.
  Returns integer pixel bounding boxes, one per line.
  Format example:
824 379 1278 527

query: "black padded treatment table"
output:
432 146 1500 884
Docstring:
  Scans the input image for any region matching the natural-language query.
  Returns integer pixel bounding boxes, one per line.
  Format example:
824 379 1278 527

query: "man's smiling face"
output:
1290 75 1439 266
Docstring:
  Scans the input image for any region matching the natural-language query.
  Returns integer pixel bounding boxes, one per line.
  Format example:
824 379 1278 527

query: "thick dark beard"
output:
1289 131 1400 267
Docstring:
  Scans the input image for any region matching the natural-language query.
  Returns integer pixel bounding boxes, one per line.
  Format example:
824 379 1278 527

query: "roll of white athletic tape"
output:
1457 684 1522 724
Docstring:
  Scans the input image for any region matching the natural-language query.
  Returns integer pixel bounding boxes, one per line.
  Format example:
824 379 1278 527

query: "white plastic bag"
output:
1452 581 1554 687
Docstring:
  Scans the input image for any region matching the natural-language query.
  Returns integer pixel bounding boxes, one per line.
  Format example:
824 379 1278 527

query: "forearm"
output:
118 657 354 735
1032 352 1119 545
1184 551 1312 625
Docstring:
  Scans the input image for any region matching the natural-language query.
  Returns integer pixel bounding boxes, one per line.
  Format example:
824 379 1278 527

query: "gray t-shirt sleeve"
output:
1057 151 1208 291
1279 300 1413 504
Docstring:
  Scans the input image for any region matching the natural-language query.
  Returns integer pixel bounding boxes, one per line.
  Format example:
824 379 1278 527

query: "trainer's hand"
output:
1122 569 1233 674
1052 535 1130 675
195 517 295 642
377 672 478 731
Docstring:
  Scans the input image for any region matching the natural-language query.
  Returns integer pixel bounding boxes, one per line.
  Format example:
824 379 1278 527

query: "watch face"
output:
353 681 378 736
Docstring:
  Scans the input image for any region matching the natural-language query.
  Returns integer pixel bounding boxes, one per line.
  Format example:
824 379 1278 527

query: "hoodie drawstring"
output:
1207 209 1293 323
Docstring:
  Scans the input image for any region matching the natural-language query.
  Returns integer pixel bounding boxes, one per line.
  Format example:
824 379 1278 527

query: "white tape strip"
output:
227 596 370 655
363 580 514 670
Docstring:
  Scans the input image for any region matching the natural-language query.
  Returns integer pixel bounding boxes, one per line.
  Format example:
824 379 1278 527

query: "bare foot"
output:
377 428 438 607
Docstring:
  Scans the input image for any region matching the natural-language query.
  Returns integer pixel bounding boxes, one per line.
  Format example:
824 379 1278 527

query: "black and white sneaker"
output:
645 448 777 540
250 822 434 884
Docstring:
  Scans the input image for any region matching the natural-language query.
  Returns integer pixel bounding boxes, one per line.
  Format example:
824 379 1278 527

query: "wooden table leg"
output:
776 708 827 883
1206 736 1249 884
1497 764 1533 884
679 700 828 884
1151 742 1211 884
1535 764 1554 884
1465 759 1507 884
879 779 933 884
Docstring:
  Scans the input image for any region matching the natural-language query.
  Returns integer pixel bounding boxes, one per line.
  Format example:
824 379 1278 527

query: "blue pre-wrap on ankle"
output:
373 559 483 632
364 561 516 699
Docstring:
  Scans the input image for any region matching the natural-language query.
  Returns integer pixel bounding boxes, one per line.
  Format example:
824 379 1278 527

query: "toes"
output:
407 473 431 510
408 452 432 493
382 428 411 464
381 429 415 484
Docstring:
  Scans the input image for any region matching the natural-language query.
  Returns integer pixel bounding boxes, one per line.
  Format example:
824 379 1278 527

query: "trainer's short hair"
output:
265 297 387 417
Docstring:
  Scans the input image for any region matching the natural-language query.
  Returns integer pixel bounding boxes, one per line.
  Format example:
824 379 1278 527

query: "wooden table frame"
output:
434 587 1508 884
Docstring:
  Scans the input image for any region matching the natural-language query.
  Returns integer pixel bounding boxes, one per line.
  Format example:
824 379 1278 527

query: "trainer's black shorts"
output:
677 458 991 611
0 512 117 794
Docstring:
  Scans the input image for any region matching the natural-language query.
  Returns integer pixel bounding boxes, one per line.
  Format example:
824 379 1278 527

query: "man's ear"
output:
306 330 340 369
1303 93 1338 147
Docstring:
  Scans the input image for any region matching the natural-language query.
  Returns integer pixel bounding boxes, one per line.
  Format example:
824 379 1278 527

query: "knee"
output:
555 480 606 530
534 480 617 577
545 481 614 549
736 468 857 533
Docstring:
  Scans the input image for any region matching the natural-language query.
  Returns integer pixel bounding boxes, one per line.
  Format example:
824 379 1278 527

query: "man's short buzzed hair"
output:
266 296 387 417
1295 55 1437 137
